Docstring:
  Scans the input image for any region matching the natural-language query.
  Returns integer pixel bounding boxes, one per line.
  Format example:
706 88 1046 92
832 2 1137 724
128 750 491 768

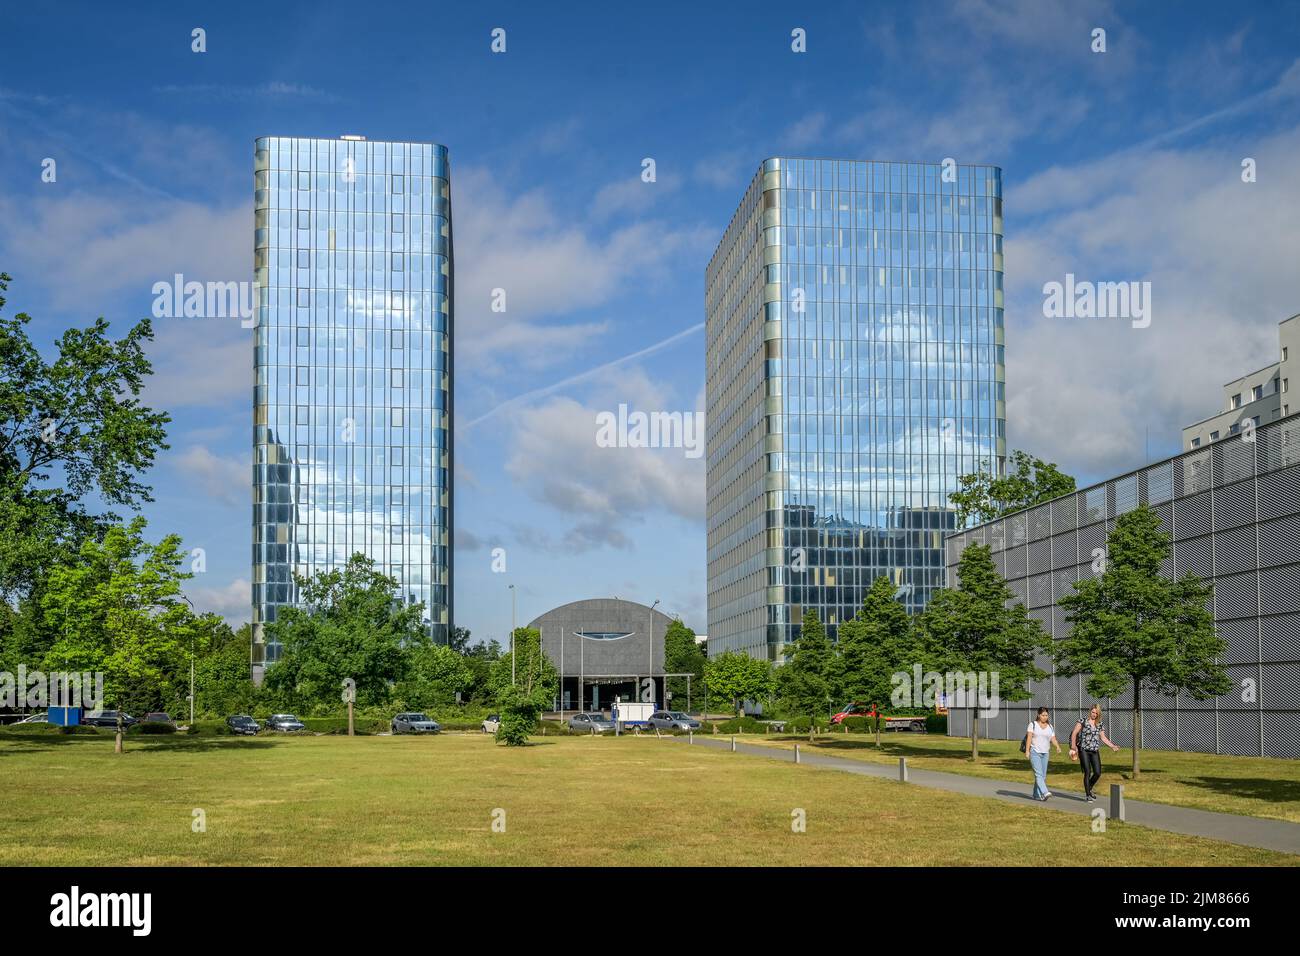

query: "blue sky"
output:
2 0 1298 645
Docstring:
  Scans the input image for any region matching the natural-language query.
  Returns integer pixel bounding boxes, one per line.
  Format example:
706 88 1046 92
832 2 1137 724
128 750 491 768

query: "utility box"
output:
48 707 81 726
611 701 654 726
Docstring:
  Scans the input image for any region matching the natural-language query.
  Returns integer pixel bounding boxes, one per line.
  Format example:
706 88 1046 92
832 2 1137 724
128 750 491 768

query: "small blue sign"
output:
48 706 81 726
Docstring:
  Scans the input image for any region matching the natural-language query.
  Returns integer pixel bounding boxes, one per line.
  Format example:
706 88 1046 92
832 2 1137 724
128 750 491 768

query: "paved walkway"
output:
666 734 1300 855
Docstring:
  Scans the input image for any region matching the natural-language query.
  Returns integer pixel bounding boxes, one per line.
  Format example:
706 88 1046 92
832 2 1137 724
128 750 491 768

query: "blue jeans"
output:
1030 750 1050 799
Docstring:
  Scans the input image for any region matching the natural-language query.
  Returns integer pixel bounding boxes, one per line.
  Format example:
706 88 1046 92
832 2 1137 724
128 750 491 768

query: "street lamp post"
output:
509 584 516 685
649 598 660 705
181 596 196 725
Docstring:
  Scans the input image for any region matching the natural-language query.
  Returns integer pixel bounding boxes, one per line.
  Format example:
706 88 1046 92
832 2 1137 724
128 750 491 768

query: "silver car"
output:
567 712 616 732
391 712 441 734
647 710 701 730
481 714 500 734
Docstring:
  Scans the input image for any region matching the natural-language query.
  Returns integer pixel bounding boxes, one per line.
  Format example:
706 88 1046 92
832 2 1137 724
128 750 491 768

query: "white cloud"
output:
501 367 706 551
1003 125 1300 476
185 577 251 625
172 445 248 508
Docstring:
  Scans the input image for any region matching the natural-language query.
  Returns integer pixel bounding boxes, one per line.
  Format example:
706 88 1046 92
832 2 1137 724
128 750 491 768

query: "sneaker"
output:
1086 793 1096 802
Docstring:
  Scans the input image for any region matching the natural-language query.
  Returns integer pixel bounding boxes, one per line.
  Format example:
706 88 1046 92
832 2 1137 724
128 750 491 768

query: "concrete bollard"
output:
899 757 909 782
795 743 801 764
730 735 736 752
1110 784 1125 821
688 730 693 744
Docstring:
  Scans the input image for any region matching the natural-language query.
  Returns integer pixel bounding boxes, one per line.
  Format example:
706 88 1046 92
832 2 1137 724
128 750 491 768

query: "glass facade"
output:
706 158 1005 660
251 136 453 670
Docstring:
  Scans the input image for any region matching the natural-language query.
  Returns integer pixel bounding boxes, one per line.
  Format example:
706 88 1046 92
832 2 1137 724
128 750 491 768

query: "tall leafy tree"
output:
193 621 257 717
703 650 774 715
663 618 706 711
396 643 473 710
949 450 1076 526
837 576 917 745
40 518 198 750
489 627 558 745
1057 505 1228 777
778 609 839 724
915 543 1046 759
0 272 170 612
264 553 427 709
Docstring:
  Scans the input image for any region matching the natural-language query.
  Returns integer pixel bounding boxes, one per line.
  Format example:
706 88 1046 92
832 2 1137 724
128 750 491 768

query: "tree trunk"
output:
115 712 124 754
970 707 979 760
1132 680 1142 779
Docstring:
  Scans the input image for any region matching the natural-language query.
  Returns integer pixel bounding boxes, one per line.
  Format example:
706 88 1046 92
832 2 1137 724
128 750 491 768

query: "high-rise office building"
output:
706 158 1005 660
251 136 453 676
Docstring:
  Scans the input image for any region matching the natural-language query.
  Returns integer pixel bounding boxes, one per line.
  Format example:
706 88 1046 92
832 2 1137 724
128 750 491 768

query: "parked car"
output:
225 714 261 736
83 710 138 728
647 710 701 730
142 712 174 725
14 712 48 725
391 713 441 734
567 712 616 732
830 703 927 732
264 713 306 732
481 714 500 734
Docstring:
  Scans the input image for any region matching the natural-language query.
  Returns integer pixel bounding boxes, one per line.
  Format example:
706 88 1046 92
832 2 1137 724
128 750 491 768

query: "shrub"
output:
926 713 948 734
134 722 177 735
716 716 766 734
784 716 831 733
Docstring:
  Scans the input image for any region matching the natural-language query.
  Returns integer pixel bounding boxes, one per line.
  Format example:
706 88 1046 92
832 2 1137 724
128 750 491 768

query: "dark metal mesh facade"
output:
945 414 1300 758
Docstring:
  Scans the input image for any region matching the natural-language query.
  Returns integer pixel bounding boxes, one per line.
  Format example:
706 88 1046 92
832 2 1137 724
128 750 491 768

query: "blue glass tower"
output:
706 158 1005 660
251 136 453 674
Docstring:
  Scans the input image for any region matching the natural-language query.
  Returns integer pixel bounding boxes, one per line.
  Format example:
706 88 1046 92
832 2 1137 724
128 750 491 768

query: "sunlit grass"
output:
0 732 1291 866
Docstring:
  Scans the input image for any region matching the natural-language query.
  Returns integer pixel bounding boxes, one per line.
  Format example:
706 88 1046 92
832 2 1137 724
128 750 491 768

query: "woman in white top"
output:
1025 707 1062 801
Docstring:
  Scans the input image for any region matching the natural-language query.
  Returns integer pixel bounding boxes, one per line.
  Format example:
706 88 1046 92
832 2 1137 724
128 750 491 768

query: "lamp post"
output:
509 584 516 685
182 596 196 725
649 598 660 705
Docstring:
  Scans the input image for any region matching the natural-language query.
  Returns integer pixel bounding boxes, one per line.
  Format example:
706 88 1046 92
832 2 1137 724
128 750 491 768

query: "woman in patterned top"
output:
1070 704 1120 802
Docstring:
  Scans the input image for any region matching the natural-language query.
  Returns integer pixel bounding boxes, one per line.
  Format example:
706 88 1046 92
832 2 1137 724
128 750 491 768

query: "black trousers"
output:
1080 748 1102 795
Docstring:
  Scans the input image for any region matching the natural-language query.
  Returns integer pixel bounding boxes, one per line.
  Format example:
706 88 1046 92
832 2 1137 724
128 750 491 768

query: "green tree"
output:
837 576 917 746
1057 505 1228 777
448 625 472 654
915 543 1046 759
40 518 198 750
263 553 427 710
0 273 170 608
489 627 558 745
704 650 774 715
193 621 256 717
396 643 473 710
779 608 838 726
663 618 706 711
949 450 1076 526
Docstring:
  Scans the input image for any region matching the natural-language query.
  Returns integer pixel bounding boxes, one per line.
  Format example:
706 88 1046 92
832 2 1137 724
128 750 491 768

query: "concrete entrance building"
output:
528 598 696 713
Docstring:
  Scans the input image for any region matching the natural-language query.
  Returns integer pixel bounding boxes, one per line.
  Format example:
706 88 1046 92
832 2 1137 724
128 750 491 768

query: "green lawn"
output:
717 729 1300 823
0 730 1292 866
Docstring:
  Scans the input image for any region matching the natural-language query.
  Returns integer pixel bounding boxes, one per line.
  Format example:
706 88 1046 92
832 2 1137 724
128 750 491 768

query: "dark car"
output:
83 710 138 728
226 715 261 736
143 712 174 726
264 713 306 732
